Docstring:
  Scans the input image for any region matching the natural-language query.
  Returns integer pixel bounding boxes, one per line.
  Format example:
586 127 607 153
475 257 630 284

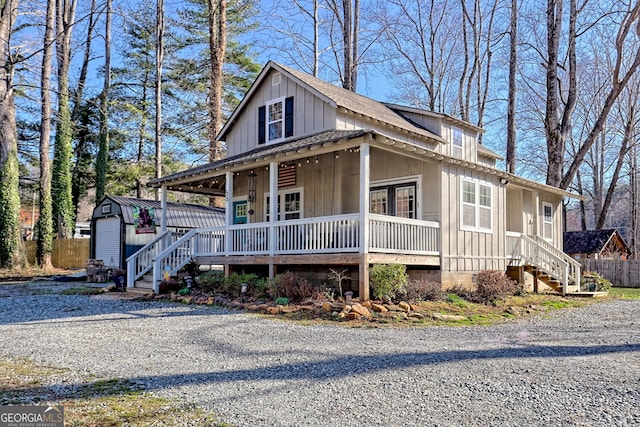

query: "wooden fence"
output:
580 259 640 288
24 239 90 269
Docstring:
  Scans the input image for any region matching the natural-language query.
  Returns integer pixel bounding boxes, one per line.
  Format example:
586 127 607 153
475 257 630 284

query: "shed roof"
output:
563 229 630 255
98 196 225 229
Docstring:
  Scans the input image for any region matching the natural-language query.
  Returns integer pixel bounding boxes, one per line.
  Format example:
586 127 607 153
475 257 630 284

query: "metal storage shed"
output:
90 195 225 269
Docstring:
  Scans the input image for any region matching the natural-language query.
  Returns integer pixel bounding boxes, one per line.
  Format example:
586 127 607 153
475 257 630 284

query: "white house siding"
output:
225 69 337 157
440 164 507 286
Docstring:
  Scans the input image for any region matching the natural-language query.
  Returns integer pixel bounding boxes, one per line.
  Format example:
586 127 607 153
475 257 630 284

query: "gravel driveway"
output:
1 281 639 426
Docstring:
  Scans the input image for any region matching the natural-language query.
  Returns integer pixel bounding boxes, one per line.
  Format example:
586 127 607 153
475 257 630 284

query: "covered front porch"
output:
127 212 440 298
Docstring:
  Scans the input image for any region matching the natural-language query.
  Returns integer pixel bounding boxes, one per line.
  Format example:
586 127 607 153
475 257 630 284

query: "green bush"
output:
196 271 226 294
369 264 408 301
581 271 612 292
400 279 444 302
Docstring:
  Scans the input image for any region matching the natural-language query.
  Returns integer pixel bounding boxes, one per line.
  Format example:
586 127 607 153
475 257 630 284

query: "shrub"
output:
369 264 408 301
269 272 315 302
196 271 226 294
581 271 612 292
474 270 517 304
400 279 444 302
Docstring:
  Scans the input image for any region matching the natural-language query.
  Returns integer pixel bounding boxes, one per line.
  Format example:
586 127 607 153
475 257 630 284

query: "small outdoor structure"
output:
91 196 225 270
563 229 631 260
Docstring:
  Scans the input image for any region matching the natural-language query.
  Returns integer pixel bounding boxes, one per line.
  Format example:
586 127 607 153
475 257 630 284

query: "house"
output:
92 196 225 270
131 61 581 297
564 229 630 260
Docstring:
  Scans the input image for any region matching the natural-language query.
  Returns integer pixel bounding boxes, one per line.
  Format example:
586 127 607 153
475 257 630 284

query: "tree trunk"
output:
506 0 517 173
208 0 227 207
155 0 164 201
0 0 24 269
37 0 56 269
95 0 111 204
53 0 77 238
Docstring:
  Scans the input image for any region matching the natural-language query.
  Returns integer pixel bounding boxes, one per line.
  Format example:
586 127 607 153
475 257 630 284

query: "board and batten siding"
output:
440 164 507 280
224 69 337 157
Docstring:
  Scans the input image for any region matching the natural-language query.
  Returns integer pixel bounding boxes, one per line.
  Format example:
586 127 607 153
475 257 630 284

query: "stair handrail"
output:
516 234 569 294
126 230 179 288
531 235 581 290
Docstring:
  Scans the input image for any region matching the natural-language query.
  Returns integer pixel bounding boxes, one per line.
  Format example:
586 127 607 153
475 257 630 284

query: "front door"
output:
233 200 248 224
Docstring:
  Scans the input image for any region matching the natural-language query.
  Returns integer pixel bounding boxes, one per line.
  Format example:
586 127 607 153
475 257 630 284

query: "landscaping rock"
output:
350 303 371 318
267 307 280 315
431 313 467 322
398 301 411 312
408 312 425 319
321 301 333 312
371 303 388 313
362 300 372 308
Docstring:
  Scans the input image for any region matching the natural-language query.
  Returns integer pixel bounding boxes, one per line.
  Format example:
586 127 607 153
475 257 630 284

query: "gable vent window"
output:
258 96 294 144
272 72 281 86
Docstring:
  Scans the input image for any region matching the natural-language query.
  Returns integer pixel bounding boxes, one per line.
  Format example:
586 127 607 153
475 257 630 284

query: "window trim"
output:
264 187 304 221
369 175 421 219
266 96 286 144
451 126 464 159
460 178 493 233
542 201 554 242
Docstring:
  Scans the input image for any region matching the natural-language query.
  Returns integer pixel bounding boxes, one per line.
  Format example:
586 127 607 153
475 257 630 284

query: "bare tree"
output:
506 0 517 173
95 0 112 203
36 0 57 269
155 0 164 200
208 0 226 160
327 0 359 91
0 0 24 269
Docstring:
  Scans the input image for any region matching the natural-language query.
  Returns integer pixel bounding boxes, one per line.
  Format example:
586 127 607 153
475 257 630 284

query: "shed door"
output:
95 217 121 268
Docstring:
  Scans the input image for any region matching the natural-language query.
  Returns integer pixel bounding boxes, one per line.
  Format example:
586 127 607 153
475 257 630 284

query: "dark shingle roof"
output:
563 229 624 254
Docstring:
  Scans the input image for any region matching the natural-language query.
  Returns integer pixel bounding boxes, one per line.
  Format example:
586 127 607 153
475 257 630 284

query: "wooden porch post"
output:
269 161 278 279
160 185 167 232
359 142 370 300
225 171 233 262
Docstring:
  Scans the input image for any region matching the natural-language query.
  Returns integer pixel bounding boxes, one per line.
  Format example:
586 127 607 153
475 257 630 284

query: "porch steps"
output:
525 266 579 294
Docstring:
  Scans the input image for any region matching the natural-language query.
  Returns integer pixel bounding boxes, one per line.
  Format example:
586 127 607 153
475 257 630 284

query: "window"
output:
452 127 463 158
370 183 416 218
461 179 492 232
543 202 553 241
258 96 294 145
265 188 303 221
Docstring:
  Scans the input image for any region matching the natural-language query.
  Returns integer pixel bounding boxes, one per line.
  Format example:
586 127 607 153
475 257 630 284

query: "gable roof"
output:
218 61 445 144
563 229 630 255
96 196 225 228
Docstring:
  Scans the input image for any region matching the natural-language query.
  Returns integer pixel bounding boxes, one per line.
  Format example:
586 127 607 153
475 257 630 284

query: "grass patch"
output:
58 287 103 296
0 358 230 426
609 287 640 300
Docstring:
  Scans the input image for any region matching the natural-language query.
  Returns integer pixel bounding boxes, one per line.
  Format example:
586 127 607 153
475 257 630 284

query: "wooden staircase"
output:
507 232 581 295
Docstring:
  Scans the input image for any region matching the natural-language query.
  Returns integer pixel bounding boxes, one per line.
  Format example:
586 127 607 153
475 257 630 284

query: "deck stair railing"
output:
126 230 185 288
507 232 581 295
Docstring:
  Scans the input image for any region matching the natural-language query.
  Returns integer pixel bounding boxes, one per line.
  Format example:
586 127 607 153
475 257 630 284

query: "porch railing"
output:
369 214 439 255
506 231 581 294
133 214 441 292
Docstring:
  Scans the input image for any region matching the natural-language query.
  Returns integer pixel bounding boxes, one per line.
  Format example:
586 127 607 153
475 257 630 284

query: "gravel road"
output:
0 281 639 426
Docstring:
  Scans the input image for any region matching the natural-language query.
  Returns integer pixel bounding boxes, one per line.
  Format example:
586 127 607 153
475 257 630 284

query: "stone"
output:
280 306 298 314
267 307 280 315
342 305 352 313
247 304 259 311
371 303 388 313
398 301 411 312
505 306 520 316
350 303 371 318
180 297 193 304
206 297 215 305
101 284 116 293
408 312 424 319
322 301 333 312
362 300 372 308
348 312 362 320
431 313 467 322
